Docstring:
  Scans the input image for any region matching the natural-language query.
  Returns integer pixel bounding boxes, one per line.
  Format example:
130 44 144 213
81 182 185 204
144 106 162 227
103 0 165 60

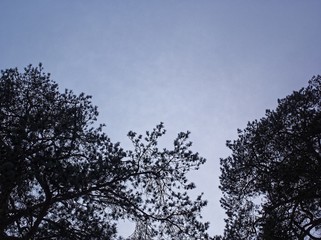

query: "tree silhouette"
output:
220 76 321 239
0 64 209 239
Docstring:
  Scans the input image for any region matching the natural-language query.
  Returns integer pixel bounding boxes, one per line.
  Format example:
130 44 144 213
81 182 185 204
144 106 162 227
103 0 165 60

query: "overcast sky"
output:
1 0 321 237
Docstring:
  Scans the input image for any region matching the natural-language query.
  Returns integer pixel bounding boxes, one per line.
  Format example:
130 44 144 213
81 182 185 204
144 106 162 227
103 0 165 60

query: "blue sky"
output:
1 0 321 236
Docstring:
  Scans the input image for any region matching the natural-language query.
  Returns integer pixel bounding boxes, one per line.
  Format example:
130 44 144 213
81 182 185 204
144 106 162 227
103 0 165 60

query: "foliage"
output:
220 76 321 239
0 64 209 239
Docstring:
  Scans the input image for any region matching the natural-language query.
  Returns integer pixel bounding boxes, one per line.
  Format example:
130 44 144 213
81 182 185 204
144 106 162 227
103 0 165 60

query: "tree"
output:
220 76 321 239
0 64 210 239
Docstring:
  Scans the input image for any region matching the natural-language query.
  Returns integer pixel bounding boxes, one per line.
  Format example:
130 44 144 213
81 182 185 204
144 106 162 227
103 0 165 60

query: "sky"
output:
1 0 321 237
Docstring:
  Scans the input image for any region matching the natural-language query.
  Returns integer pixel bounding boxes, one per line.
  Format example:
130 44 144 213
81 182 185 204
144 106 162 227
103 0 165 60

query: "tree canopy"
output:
220 76 321 239
0 64 210 239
